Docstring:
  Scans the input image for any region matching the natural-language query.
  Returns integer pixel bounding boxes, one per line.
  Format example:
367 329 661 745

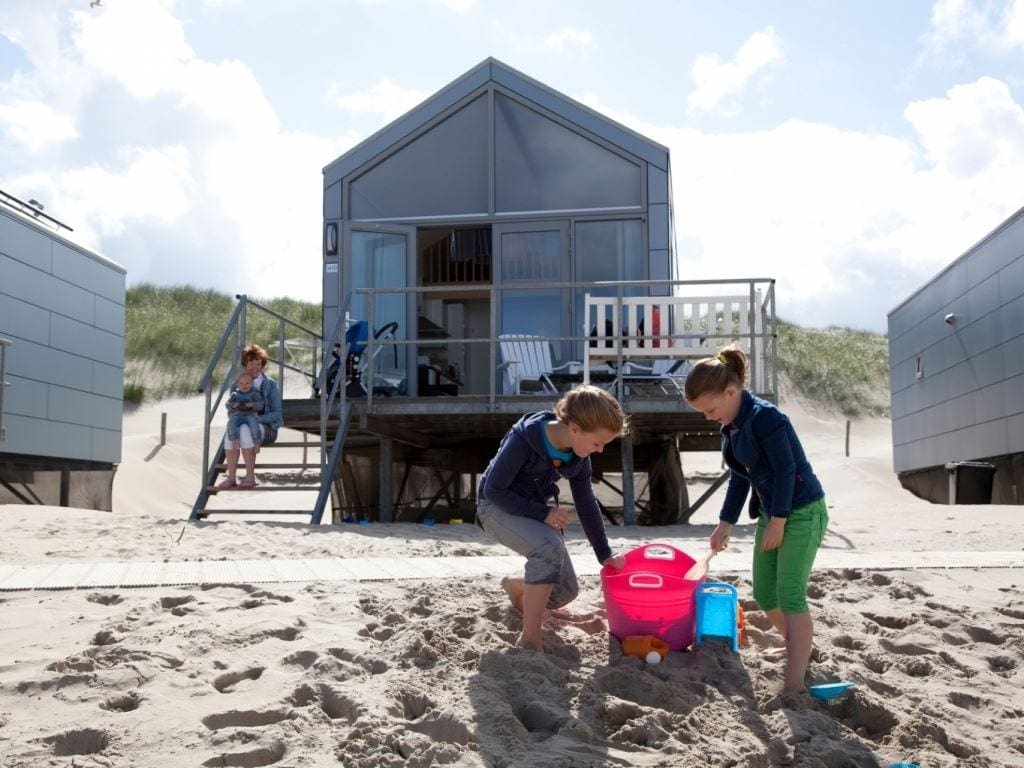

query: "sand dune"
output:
0 394 1021 766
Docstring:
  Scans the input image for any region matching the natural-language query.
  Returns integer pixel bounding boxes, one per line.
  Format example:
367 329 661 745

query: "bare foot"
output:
501 576 525 614
516 634 544 652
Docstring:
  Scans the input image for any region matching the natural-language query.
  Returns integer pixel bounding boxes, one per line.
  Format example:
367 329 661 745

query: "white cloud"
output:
437 0 476 11
0 100 77 149
584 76 1024 331
545 29 594 57
925 0 1024 53
0 0 354 302
688 26 784 116
325 78 431 122
904 76 1024 177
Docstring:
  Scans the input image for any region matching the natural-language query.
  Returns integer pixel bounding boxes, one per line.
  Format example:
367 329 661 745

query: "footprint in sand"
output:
201 738 285 768
100 691 142 712
861 611 918 630
201 708 295 730
877 635 934 656
327 646 388 674
832 634 869 651
91 629 120 646
158 595 197 616
281 650 318 669
212 667 265 693
43 728 111 757
948 690 988 710
965 625 1008 645
287 683 364 723
85 593 123 606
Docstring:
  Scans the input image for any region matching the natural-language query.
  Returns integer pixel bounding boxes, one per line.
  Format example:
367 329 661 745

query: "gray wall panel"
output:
1 294 50 345
648 204 668 251
1000 254 1024 304
0 211 52 271
48 276 96 324
966 216 1024 285
1 254 52 308
48 386 121 430
50 315 123 367
974 380 1005 425
647 165 668 205
8 339 92 389
2 413 93 460
1010 411 1024 453
94 296 126 336
325 182 342 219
92 361 123 397
91 427 121 464
52 242 125 303
1004 333 1024 379
3 374 47 418
1006 372 1024 417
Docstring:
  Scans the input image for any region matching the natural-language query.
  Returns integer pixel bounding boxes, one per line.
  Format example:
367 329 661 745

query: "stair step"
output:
207 484 320 492
214 463 321 470
260 441 332 449
195 509 314 516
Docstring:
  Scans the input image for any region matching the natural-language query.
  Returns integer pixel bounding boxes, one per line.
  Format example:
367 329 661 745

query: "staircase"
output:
189 296 353 524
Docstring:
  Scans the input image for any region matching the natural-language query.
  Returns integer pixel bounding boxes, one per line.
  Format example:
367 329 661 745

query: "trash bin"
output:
944 461 996 504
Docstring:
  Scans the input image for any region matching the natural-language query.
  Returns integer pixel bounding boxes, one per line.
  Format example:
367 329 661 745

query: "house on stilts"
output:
191 58 778 525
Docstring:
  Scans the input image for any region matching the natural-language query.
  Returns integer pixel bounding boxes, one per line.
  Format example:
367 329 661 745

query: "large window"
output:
349 96 488 220
495 94 642 213
350 231 407 388
574 219 645 339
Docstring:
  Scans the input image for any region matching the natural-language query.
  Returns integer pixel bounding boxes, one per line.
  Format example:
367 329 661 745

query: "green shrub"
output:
123 379 146 405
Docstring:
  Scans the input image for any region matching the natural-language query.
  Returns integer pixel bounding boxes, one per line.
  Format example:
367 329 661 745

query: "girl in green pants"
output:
685 343 828 694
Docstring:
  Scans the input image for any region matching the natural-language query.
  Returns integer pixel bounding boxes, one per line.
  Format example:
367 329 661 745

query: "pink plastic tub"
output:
600 542 704 651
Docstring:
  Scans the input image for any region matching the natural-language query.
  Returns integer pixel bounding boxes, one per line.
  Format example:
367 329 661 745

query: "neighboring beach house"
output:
193 59 778 525
888 206 1024 504
0 191 126 510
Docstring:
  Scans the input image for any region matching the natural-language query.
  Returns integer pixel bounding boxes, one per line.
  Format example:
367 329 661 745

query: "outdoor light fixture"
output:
944 313 956 326
325 222 338 256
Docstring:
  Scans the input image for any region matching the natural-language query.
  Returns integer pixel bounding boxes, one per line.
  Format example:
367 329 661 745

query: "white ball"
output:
645 651 662 664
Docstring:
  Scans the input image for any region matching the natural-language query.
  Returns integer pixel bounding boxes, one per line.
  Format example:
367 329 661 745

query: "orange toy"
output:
622 635 670 661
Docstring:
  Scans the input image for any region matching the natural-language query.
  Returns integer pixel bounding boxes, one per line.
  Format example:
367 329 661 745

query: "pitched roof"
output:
323 57 669 186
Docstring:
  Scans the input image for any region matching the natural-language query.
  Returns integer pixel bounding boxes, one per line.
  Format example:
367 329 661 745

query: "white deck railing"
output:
583 291 771 394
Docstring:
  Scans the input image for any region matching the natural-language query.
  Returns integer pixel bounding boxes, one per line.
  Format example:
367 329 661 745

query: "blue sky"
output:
1 0 1023 331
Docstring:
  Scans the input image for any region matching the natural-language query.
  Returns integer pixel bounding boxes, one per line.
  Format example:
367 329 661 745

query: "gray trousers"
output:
477 497 579 609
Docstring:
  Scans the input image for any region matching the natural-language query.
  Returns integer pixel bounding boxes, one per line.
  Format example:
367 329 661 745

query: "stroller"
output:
319 320 400 398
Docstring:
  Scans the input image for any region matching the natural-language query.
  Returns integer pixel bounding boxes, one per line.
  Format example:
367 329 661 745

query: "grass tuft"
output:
775 319 889 417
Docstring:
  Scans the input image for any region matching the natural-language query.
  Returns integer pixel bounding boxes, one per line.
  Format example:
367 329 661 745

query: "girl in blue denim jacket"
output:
685 344 828 694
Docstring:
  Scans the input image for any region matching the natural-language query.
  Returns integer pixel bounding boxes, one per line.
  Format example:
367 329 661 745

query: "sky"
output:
1 0 1023 332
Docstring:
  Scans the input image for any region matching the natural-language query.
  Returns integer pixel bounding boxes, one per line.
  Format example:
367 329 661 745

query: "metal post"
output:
489 286 497 405
366 292 375 410
0 337 10 443
621 436 636 525
379 438 393 522
748 280 757 392
278 318 286 393
845 420 850 457
160 413 167 447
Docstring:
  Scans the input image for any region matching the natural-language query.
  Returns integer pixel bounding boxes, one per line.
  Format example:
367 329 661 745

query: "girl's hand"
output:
603 554 625 570
710 521 733 553
760 517 786 551
545 506 570 533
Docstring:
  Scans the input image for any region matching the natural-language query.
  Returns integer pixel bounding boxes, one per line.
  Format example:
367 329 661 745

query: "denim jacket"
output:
719 391 824 523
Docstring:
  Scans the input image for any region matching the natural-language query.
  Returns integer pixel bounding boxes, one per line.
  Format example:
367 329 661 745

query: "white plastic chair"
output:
498 334 579 394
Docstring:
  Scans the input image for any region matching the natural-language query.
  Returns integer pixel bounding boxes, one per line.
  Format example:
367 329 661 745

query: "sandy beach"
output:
1 394 1022 767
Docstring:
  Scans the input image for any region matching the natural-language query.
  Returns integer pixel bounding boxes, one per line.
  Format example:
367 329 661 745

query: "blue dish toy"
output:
809 681 855 701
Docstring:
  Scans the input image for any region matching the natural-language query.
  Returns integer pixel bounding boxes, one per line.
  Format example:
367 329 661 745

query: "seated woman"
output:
217 344 283 489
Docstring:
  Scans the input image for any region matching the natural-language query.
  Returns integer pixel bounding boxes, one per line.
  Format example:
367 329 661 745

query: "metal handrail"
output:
193 295 326 519
348 277 778 405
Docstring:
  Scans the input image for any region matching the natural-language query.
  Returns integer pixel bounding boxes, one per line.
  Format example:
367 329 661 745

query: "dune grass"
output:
124 284 322 402
775 319 890 417
124 286 890 415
